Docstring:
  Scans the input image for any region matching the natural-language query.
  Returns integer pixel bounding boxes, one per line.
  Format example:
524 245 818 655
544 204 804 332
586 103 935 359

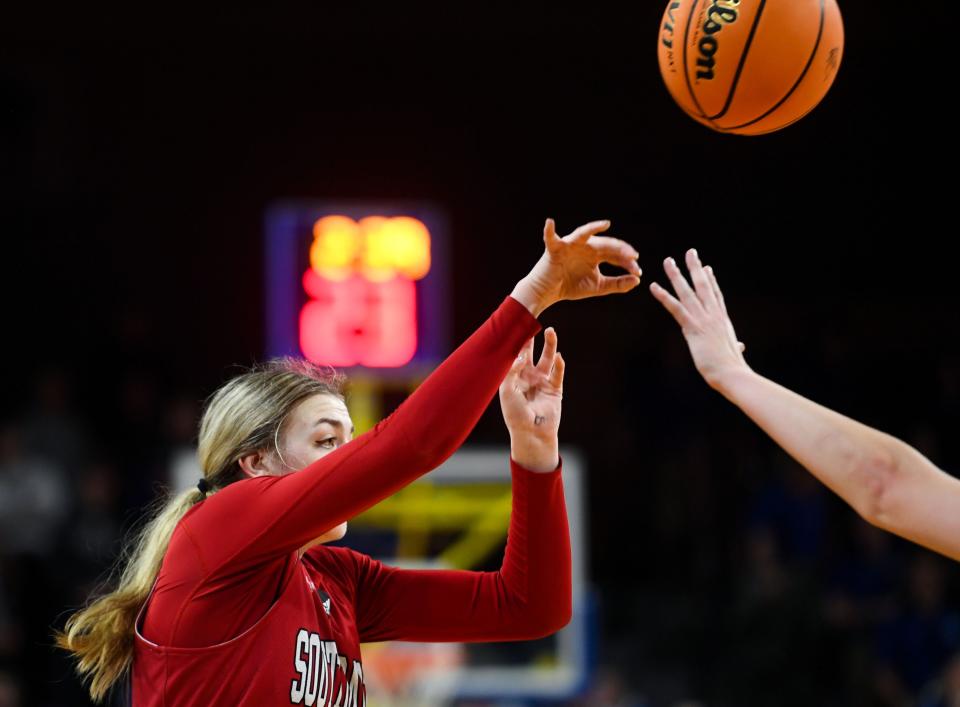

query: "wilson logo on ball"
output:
695 0 741 81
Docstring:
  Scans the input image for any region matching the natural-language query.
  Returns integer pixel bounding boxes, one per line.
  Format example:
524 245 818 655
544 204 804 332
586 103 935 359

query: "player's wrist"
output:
510 273 555 318
510 435 559 473
709 363 758 398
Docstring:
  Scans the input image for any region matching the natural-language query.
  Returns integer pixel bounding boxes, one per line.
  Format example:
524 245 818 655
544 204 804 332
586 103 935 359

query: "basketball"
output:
657 0 844 135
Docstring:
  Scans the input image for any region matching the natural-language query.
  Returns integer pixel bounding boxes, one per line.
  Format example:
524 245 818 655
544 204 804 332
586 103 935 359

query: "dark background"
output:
2 3 957 705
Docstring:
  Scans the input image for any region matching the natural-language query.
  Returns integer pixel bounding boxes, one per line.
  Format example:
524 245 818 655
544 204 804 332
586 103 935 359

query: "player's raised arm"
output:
650 249 960 561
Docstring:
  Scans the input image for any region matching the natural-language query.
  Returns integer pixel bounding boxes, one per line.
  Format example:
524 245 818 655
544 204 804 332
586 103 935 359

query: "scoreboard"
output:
264 202 449 375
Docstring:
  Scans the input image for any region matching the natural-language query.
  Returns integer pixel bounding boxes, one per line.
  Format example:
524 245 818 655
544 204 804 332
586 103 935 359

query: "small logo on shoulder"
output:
317 588 332 615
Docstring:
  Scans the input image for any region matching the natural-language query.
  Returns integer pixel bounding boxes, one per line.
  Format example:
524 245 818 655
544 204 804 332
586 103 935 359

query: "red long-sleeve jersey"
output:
131 296 572 706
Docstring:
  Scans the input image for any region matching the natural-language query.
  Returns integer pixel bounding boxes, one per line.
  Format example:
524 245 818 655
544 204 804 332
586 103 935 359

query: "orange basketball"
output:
657 0 844 135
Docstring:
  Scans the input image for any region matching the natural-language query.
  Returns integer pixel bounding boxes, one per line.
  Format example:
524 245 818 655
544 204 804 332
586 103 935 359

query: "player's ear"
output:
238 451 272 478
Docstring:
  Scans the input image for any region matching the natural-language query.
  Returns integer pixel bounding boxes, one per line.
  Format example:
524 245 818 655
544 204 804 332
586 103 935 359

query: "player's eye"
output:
314 437 337 449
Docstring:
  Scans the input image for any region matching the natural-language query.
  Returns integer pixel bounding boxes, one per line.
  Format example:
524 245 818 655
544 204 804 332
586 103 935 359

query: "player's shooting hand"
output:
511 219 641 317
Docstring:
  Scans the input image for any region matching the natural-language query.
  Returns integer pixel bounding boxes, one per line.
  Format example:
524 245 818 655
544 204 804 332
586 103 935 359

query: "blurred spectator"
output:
919 652 960 707
748 457 827 563
713 525 823 706
55 460 123 605
874 553 960 698
0 560 22 660
821 517 903 703
0 424 70 557
0 671 22 707
824 517 901 631
163 395 201 494
20 368 87 476
574 666 647 707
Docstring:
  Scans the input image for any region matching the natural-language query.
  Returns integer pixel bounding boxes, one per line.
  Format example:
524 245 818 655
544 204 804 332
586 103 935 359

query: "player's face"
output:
274 392 354 544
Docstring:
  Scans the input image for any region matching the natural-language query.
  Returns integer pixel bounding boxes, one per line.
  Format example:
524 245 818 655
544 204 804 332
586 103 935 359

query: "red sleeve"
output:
350 459 572 643
182 296 541 574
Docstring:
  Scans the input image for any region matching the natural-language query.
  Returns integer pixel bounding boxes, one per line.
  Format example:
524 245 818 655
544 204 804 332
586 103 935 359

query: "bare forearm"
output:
716 367 960 558
715 368 905 522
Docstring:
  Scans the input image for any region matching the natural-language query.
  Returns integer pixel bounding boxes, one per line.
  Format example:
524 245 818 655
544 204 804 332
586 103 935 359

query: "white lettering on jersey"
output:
289 630 365 706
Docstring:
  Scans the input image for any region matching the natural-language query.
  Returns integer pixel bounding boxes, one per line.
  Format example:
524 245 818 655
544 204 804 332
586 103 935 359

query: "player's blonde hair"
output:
54 358 344 702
